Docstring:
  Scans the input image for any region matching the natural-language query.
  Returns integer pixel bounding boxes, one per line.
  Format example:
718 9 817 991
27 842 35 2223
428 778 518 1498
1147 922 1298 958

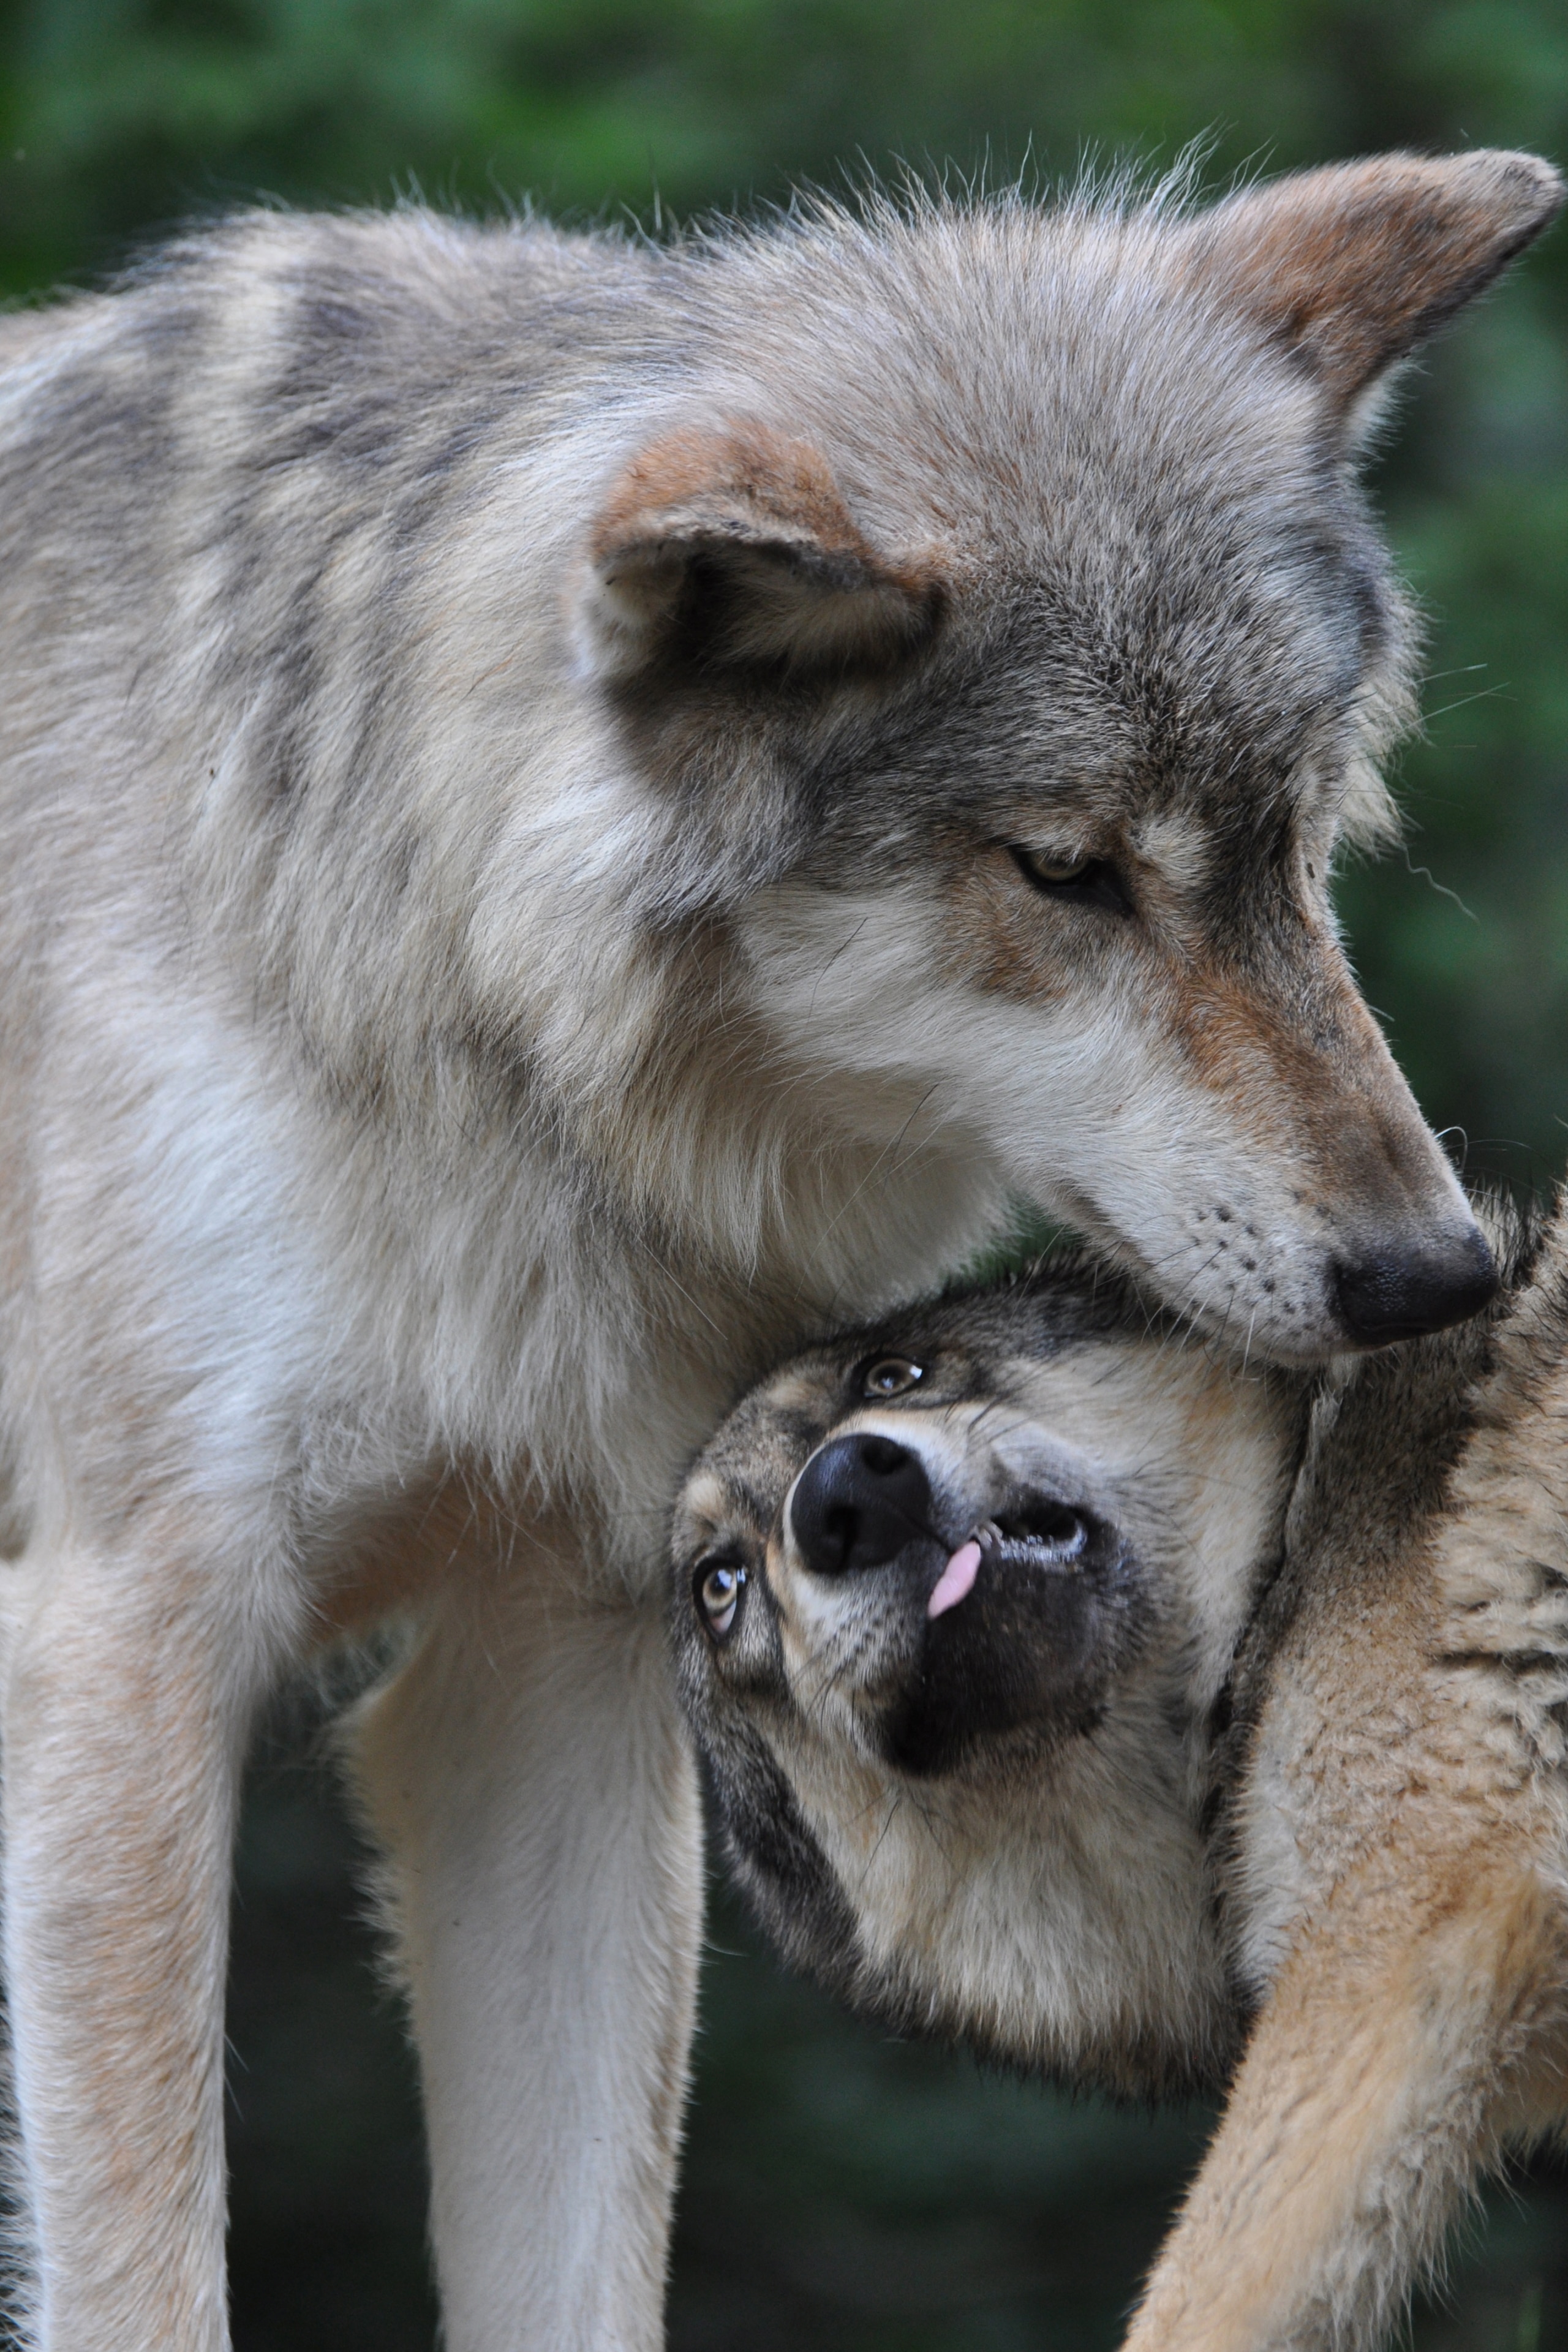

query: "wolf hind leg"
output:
0 1539 285 2352
350 1539 704 2352
1120 1855 1567 2352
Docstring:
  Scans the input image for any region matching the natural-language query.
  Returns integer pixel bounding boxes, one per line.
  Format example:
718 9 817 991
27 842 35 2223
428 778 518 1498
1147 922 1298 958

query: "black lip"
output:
973 1493 1091 1570
974 1531 1085 1576
877 1503 1140 1777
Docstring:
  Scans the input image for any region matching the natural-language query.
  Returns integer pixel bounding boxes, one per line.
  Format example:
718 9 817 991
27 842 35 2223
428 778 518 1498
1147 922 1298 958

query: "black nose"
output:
788 1433 933 1576
1334 1223 1499 1346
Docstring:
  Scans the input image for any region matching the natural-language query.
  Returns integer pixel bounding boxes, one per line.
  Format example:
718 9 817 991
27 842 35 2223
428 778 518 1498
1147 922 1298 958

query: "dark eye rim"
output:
693 1555 747 1643
1010 845 1132 914
853 1354 926 1400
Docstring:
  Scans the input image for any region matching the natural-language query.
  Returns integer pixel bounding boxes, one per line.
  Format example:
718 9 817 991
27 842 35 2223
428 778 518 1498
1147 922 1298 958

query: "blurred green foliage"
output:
6 1 1568 2345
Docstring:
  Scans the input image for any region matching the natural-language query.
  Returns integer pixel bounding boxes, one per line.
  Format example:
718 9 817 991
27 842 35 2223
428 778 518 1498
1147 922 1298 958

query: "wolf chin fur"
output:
0 152 1558 2349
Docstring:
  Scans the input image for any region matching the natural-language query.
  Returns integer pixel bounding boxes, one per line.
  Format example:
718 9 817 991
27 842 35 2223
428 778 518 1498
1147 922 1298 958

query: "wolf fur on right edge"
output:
0 151 1557 2350
672 1197 1568 2350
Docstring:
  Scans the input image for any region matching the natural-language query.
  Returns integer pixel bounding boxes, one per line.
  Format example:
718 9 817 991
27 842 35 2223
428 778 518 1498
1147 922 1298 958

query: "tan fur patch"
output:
587 417 945 668
592 420 879 567
1184 151 1565 402
1126 1860 1567 2352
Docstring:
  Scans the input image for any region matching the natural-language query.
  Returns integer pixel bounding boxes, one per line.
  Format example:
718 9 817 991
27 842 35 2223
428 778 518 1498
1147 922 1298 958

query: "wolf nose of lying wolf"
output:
1334 1224 1499 1345
790 1433 933 1575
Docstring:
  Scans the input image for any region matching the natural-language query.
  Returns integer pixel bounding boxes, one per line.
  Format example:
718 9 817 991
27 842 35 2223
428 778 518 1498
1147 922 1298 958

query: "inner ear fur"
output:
582 420 945 677
1182 148 1564 409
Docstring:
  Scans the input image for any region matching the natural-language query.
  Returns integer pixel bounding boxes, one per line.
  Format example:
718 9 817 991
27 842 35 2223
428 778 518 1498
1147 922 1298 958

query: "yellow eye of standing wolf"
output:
1012 846 1132 911
861 1357 924 1398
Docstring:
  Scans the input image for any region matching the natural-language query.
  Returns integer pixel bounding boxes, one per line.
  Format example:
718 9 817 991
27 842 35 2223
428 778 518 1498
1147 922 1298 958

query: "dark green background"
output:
5 3 1568 2345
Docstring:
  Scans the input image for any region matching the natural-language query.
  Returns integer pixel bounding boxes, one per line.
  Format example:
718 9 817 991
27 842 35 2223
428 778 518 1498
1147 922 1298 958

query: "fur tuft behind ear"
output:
1183 149 1564 409
580 421 944 678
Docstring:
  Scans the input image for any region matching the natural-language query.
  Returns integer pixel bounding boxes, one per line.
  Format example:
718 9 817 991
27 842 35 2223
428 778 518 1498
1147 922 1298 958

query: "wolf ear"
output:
1184 149 1564 412
580 421 944 679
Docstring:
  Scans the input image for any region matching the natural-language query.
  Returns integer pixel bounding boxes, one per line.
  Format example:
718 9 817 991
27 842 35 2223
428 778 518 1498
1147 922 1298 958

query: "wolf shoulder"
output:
0 213 667 1016
0 209 660 616
1218 1191 1568 1992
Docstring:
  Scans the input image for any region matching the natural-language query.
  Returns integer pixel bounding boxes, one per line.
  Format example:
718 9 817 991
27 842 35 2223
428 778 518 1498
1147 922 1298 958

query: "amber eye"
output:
1012 846 1130 913
695 1559 746 1642
861 1357 924 1399
1020 848 1091 885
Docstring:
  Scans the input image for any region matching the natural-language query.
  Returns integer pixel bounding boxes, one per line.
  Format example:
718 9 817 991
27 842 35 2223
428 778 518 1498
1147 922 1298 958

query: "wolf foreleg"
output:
1121 1854 1566 2352
0 1547 272 2352
352 1546 704 2352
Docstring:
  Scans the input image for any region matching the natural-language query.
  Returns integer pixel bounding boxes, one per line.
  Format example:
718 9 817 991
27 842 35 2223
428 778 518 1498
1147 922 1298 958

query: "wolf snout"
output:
1333 1219 1498 1346
789 1431 934 1575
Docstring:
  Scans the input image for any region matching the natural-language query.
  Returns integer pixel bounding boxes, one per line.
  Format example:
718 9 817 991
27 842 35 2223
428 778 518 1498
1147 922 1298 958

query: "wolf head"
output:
669 1261 1305 2092
575 152 1561 1362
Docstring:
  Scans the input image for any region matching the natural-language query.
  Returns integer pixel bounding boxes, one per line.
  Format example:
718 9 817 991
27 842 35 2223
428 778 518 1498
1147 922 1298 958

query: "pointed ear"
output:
1182 149 1564 410
579 421 944 679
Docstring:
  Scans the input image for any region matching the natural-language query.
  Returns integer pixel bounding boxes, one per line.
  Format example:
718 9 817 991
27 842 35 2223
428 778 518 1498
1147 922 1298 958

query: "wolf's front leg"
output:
352 1544 704 2352
1120 1852 1564 2352
1 1545 278 2352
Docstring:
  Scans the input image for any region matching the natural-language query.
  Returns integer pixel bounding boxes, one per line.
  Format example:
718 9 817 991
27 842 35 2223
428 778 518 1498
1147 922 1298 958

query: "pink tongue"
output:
927 1539 983 1620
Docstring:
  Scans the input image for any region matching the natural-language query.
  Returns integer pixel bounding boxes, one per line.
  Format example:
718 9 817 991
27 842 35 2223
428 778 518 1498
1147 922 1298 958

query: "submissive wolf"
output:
0 152 1556 2348
672 1194 1568 2349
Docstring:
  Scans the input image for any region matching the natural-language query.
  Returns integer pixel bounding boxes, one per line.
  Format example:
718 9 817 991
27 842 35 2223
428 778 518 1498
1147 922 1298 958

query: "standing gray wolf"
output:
0 149 1555 2350
671 1191 1568 2349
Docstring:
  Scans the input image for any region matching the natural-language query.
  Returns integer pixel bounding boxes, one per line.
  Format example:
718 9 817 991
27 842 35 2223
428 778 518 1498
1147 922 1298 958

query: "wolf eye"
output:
1012 846 1130 913
695 1558 747 1642
861 1357 924 1398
